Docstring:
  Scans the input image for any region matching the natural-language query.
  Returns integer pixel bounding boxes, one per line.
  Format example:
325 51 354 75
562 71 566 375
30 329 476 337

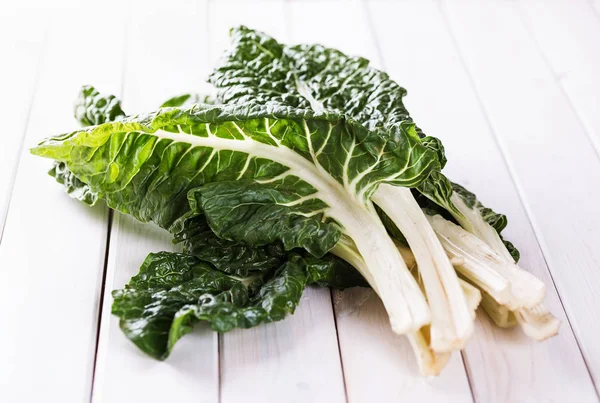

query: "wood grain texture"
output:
288 1 472 402
209 2 347 402
91 1 219 402
442 0 600 397
517 0 600 156
0 4 125 402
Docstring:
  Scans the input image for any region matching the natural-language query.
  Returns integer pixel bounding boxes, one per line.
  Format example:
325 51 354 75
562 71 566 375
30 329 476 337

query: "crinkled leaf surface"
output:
49 85 127 204
74 85 126 126
211 26 518 257
49 161 98 206
190 179 339 257
32 102 438 250
112 250 365 359
173 215 286 276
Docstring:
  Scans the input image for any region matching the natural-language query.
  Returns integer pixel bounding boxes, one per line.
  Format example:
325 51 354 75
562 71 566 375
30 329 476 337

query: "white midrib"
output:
152 126 430 333
374 184 474 351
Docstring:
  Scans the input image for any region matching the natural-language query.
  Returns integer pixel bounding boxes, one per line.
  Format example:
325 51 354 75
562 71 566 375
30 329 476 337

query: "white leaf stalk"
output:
373 185 474 352
515 304 560 341
428 214 545 309
441 195 560 340
479 291 517 328
333 241 466 376
401 243 480 375
397 243 481 321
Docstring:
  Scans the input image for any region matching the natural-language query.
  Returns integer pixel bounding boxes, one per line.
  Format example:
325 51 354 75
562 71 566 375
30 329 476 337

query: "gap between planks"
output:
0 18 48 243
438 0 599 399
360 0 476 399
509 1 600 396
89 2 132 400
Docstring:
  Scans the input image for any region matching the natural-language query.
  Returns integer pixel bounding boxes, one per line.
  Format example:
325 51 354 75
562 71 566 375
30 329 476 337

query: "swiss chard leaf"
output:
112 250 364 359
190 179 339 257
173 215 286 277
49 161 98 206
74 85 126 126
32 102 438 246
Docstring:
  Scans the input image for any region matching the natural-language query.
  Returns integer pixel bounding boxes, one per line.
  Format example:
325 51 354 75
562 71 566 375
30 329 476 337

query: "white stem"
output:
428 214 545 309
514 304 560 341
407 331 452 376
333 241 451 375
374 185 473 352
479 291 517 328
451 193 514 262
397 244 481 317
459 278 482 318
435 197 558 339
332 212 431 335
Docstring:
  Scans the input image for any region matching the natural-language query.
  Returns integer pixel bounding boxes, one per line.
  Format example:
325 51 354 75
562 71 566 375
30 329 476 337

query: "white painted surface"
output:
2 0 600 402
443 0 600 395
517 0 600 155
92 1 219 402
0 4 124 402
0 10 46 232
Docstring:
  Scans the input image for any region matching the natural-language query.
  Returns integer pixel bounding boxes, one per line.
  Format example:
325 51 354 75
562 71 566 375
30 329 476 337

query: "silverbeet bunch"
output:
31 27 559 376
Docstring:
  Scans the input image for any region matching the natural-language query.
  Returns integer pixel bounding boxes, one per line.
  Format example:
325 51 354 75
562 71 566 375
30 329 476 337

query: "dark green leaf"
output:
191 179 340 257
112 251 310 359
173 215 286 277
49 161 98 205
74 85 126 126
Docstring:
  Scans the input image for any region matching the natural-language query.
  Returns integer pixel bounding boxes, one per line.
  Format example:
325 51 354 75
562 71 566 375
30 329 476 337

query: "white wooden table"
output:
2 0 600 402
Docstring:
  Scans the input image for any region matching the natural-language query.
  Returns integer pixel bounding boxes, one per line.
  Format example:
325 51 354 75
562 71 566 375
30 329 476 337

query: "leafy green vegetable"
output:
112 251 299 359
32 23 560 371
49 85 127 204
49 161 98 205
33 100 438 335
211 26 478 352
190 179 339 257
210 26 517 256
174 215 286 276
74 85 126 126
112 250 366 359
210 26 453 196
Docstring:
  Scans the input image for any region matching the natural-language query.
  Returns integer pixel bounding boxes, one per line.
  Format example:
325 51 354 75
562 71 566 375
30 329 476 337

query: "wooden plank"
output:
208 2 347 402
0 8 46 234
442 0 600 397
368 1 598 401
0 4 126 402
288 1 473 402
91 1 220 402
517 0 600 154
